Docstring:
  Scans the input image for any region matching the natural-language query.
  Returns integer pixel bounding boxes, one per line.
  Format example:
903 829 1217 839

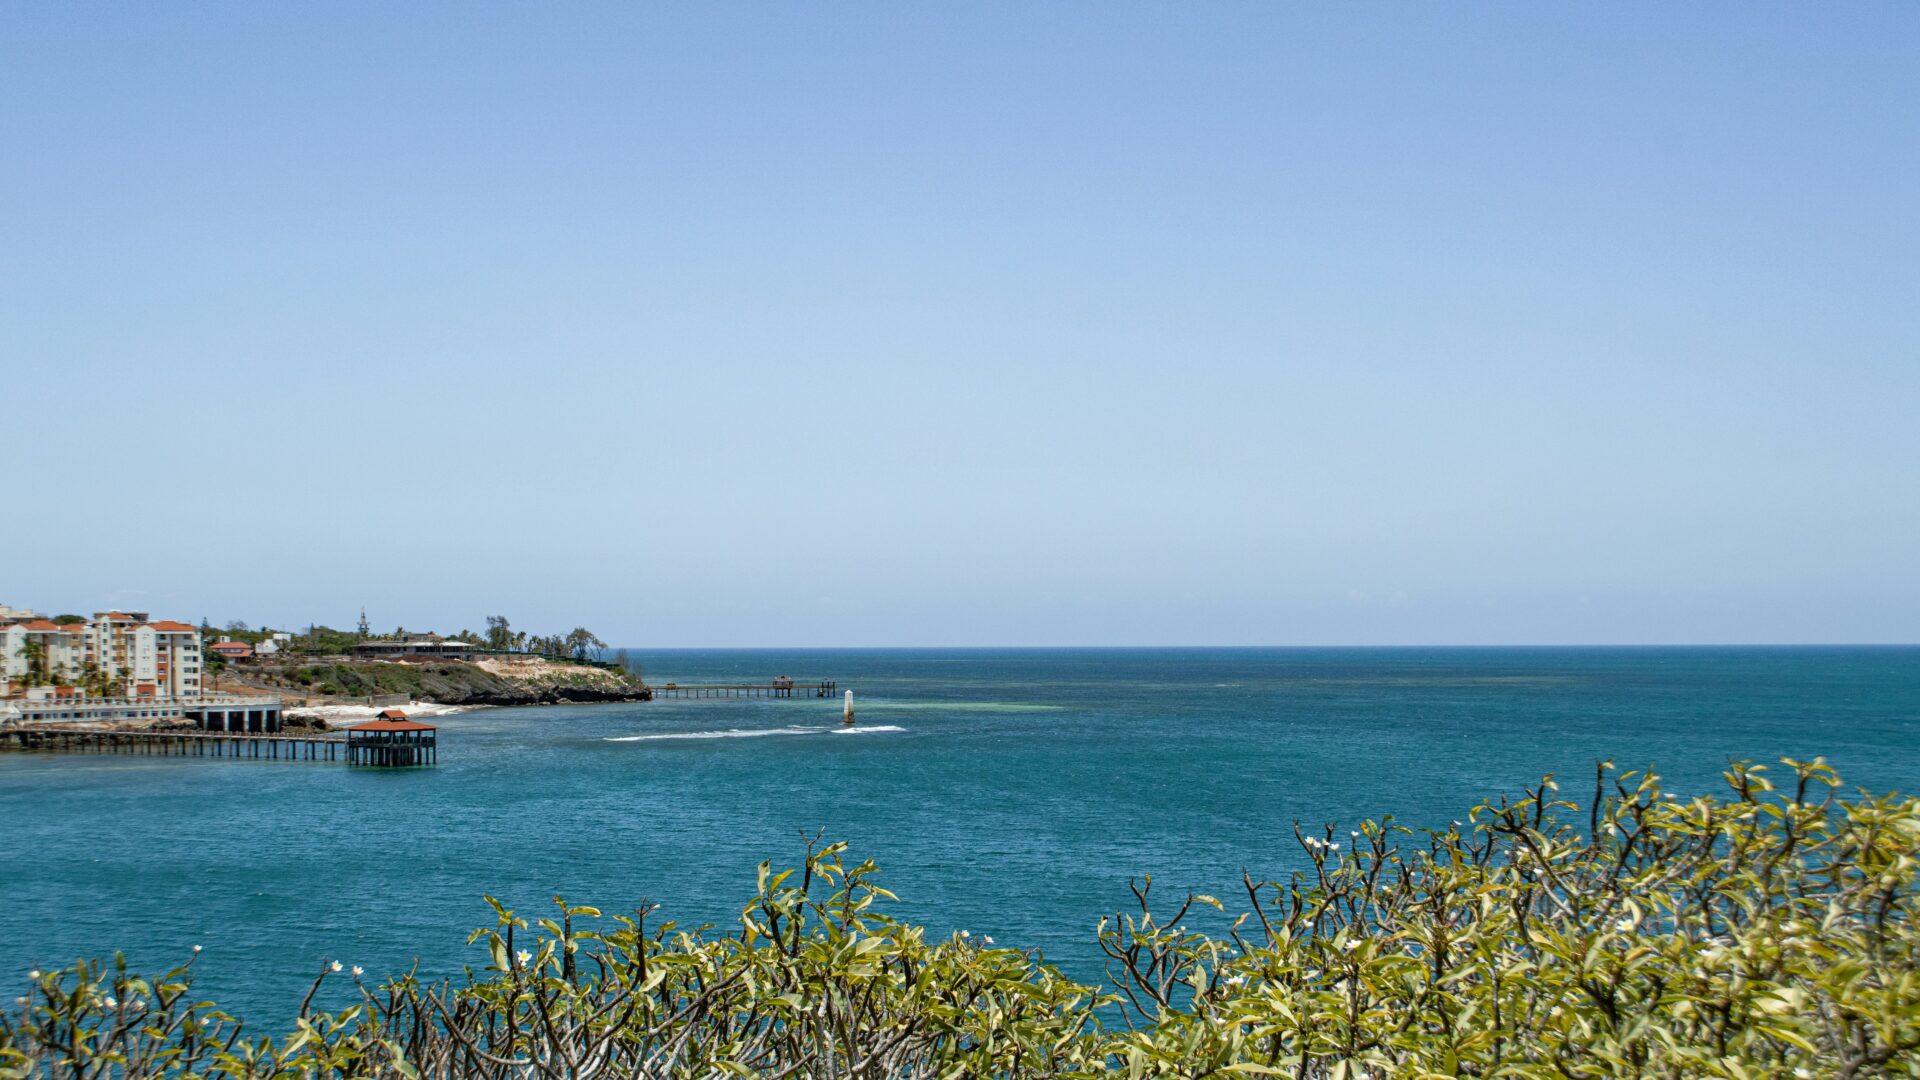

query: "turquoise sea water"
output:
3 646 1918 1027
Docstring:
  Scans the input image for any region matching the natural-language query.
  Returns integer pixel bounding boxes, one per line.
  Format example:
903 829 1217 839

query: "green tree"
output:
291 626 363 656
563 627 606 662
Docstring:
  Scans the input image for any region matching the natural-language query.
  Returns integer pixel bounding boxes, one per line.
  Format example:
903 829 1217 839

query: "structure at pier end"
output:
344 710 438 767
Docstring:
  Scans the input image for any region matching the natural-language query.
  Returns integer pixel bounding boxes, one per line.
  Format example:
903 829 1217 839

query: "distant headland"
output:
0 604 650 732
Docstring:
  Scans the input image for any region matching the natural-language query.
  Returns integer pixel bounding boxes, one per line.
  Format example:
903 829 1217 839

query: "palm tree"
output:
21 637 47 688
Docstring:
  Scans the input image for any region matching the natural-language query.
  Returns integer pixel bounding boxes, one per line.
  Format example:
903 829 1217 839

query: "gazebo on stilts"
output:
345 709 438 767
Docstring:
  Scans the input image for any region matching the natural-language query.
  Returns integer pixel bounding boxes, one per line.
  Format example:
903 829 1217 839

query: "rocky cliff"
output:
227 655 650 707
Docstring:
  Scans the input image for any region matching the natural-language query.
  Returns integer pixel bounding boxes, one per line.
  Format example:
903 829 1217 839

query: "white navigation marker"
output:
843 690 855 726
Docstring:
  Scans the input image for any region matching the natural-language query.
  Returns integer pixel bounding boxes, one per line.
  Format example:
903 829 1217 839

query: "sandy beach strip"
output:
284 702 486 728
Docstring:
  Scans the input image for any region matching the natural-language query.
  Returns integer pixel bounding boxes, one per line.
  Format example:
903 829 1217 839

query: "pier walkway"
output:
652 679 839 699
0 726 346 761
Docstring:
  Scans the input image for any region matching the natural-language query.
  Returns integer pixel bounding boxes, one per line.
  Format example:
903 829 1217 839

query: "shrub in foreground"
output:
3 759 1916 1078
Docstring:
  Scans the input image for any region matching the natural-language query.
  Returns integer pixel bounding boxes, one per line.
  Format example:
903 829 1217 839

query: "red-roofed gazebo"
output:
345 710 438 767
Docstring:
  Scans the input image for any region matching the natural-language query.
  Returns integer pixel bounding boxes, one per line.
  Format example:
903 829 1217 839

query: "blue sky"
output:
3 5 1916 645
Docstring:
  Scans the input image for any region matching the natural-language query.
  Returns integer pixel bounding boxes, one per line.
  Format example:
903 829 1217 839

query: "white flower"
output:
1342 940 1360 953
959 930 970 938
352 966 364 977
982 936 994 945
330 961 343 973
104 997 117 1008
14 997 25 1006
1615 917 1634 933
27 970 39 980
1794 1069 1812 1079
192 945 202 953
1329 842 1341 851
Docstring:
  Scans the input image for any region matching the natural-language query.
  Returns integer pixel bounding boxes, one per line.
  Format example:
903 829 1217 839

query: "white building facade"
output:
1 610 203 700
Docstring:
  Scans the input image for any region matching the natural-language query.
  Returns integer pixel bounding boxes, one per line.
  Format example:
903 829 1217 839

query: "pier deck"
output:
652 680 839 699
0 727 346 761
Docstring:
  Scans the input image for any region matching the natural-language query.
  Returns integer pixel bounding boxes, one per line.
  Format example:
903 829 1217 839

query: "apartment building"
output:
0 609 204 699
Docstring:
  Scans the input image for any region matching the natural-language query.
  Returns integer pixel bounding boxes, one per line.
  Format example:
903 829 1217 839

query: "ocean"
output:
2 646 1916 1027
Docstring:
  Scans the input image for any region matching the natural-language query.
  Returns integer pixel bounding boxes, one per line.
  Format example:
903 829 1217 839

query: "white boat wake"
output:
607 725 905 743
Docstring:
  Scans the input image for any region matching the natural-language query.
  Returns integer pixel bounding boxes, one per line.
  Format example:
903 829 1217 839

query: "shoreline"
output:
283 701 488 729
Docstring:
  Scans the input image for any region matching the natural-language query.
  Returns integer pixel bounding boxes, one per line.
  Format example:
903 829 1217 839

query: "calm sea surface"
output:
4 647 1918 1026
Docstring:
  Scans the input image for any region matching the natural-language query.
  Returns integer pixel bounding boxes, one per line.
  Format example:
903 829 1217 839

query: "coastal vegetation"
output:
186 615 637 706
228 657 647 708
4 760 1915 1078
213 618 611 665
477 618 609 665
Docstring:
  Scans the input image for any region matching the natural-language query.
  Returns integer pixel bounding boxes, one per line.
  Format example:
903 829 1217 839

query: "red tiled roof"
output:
348 717 438 732
379 708 409 719
19 620 69 632
147 621 197 632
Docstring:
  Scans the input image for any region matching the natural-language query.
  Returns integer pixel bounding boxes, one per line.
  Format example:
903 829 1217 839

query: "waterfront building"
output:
130 621 205 697
351 637 479 660
0 621 83 690
1 610 204 700
208 640 253 662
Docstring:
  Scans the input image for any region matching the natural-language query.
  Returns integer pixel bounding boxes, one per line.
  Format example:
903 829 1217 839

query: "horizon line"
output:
603 642 1920 651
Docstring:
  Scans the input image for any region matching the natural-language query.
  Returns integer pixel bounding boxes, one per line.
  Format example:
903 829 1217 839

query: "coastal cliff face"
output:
226 655 650 707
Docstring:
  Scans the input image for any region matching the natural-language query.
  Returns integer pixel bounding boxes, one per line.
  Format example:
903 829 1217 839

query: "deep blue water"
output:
3 646 1918 1028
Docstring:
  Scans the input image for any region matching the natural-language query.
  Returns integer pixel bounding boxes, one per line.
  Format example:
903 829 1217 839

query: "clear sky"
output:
3 5 1916 646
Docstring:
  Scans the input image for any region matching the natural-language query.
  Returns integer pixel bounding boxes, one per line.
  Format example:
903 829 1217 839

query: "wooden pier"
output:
0 726 347 761
652 678 839 700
